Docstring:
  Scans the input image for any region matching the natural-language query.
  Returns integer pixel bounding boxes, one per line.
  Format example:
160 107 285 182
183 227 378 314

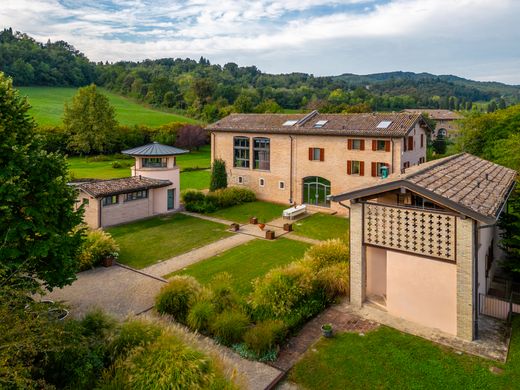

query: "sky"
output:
2 0 520 84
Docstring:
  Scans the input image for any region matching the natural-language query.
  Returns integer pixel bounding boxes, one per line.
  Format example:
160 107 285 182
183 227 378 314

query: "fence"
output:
479 293 520 322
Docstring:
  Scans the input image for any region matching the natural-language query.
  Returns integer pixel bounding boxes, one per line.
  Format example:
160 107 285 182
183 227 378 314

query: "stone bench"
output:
283 205 307 220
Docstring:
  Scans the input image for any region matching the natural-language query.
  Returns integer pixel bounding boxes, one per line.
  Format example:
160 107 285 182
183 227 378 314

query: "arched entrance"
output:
302 176 331 207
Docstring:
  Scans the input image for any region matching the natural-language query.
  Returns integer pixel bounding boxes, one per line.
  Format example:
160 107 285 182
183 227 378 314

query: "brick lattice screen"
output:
363 203 456 261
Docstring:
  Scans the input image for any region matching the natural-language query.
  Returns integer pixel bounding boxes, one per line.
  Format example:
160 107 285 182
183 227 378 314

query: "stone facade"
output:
211 122 427 214
456 217 476 341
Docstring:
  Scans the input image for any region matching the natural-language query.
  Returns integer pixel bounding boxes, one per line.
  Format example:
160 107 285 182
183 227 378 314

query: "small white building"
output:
77 142 188 228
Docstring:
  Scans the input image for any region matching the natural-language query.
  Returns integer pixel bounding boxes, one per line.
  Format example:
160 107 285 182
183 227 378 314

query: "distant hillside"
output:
2 28 519 123
19 87 199 127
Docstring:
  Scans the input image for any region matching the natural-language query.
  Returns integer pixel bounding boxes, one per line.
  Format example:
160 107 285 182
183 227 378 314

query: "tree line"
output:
1 28 519 123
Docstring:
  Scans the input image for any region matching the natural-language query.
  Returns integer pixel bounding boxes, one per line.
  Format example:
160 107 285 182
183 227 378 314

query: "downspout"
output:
473 219 479 340
391 138 395 174
289 135 294 204
98 198 102 228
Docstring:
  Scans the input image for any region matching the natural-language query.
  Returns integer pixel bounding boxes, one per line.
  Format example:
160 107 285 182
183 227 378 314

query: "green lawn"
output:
176 145 211 170
208 201 287 224
107 213 232 269
167 238 310 295
292 213 350 241
19 87 199 127
290 320 520 389
181 170 210 190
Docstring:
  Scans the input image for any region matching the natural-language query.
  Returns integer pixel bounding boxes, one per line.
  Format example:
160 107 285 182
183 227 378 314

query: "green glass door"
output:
303 176 331 207
167 189 175 210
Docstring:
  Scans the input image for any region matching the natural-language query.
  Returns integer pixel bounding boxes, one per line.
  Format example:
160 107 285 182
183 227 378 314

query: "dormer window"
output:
143 157 167 168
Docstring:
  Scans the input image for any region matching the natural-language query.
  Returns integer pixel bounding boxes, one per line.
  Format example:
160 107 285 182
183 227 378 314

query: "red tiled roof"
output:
207 111 427 137
78 176 171 198
403 109 463 120
331 153 516 223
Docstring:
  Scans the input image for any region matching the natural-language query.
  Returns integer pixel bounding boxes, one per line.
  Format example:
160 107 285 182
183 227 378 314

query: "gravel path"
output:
44 264 165 319
143 233 256 278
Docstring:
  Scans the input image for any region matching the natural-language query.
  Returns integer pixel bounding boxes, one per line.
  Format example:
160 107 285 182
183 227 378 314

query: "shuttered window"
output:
372 140 390 151
309 148 325 161
347 160 364 175
348 139 364 150
408 136 414 151
371 162 390 177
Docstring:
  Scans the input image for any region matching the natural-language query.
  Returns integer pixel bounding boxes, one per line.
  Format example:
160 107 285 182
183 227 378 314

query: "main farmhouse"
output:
207 110 429 214
403 108 463 139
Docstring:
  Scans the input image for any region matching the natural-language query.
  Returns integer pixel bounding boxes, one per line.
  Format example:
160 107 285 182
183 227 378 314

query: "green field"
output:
292 213 350 241
19 87 199 127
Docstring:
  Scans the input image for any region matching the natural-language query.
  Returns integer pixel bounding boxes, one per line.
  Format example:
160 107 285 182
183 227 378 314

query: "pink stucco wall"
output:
385 250 457 335
366 246 387 297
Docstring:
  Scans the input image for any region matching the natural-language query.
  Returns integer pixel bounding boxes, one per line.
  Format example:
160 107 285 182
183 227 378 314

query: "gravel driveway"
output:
44 264 166 319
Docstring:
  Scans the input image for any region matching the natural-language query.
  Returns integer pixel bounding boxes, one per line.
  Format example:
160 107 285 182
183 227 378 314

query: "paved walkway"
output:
44 264 166 319
143 233 255 278
181 211 236 225
271 300 379 372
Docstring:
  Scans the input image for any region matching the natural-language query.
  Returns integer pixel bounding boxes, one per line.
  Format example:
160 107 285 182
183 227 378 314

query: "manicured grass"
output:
290 320 520 389
180 170 210 190
107 213 232 269
292 213 350 241
19 87 199 126
176 145 211 170
208 201 287 224
68 155 133 180
168 238 310 295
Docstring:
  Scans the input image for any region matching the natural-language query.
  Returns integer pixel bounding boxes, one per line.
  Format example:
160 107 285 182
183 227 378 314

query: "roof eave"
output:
330 180 498 224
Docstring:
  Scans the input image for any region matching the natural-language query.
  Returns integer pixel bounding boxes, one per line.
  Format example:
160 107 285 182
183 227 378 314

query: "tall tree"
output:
174 125 207 151
63 84 118 154
0 72 84 290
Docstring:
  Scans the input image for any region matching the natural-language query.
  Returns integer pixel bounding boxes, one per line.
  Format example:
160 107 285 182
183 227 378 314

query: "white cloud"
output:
1 0 519 83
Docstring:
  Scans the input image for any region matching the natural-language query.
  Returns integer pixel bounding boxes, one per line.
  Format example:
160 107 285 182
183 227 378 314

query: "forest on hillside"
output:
1 28 519 122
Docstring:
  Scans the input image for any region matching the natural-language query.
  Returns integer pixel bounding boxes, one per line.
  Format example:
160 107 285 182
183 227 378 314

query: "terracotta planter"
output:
102 256 114 267
283 223 293 232
230 223 239 232
258 223 266 231
265 230 275 240
250 217 258 224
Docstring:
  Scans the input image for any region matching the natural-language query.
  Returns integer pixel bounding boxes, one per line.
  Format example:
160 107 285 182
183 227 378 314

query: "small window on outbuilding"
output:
279 181 285 190
102 195 118 206
259 178 265 187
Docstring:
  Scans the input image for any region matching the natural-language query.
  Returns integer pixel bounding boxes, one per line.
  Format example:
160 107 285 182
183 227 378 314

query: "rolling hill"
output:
19 87 200 127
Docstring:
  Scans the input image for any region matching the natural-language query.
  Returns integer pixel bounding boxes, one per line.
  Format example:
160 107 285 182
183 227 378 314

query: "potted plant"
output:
102 251 118 267
250 216 258 224
265 230 275 240
230 223 240 232
321 323 333 338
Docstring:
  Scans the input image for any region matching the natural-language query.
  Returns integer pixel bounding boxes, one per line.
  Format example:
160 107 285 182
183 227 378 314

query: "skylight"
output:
283 120 298 126
377 121 392 129
314 120 328 128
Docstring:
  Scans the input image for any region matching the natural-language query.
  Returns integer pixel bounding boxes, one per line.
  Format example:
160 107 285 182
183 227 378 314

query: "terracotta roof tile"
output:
332 153 516 222
78 176 172 198
403 109 463 120
207 111 426 137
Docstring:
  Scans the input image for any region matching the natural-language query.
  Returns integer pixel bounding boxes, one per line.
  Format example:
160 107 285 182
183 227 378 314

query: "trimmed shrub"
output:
108 319 163 361
211 310 250 346
243 320 287 356
303 239 349 270
210 158 227 191
187 300 215 332
182 187 255 213
155 276 203 324
250 262 314 319
80 309 117 338
78 229 119 271
316 262 350 300
111 160 122 168
101 334 235 389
